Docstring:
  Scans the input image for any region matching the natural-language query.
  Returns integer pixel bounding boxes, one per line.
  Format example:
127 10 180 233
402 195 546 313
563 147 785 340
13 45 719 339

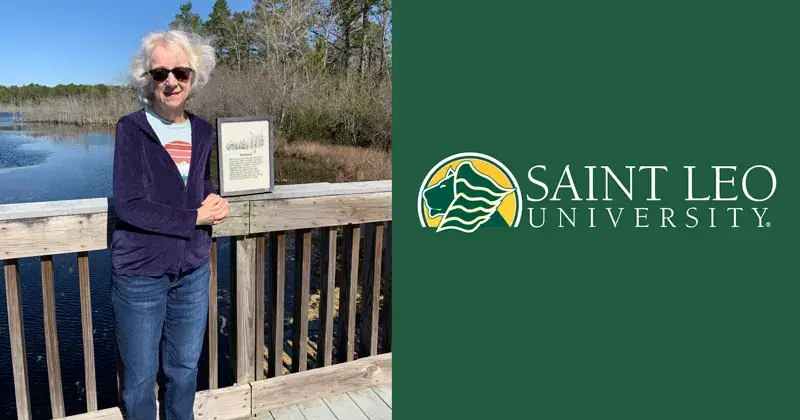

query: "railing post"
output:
4 258 32 420
291 229 312 372
381 222 392 353
267 232 286 378
359 223 383 357
254 234 266 381
41 255 65 417
337 224 360 363
208 239 219 389
231 234 257 384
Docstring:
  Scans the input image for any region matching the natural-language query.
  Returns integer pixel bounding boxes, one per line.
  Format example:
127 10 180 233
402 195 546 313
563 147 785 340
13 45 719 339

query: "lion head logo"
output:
418 153 522 233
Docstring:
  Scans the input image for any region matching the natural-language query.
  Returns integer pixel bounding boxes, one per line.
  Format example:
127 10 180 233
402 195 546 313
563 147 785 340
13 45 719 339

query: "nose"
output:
164 72 179 87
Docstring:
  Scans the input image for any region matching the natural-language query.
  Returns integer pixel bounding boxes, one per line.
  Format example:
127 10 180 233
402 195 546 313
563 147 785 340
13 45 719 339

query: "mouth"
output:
164 91 182 99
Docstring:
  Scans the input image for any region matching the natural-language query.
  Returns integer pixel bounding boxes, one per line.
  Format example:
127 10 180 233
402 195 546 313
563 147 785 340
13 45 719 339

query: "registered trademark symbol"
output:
766 222 772 228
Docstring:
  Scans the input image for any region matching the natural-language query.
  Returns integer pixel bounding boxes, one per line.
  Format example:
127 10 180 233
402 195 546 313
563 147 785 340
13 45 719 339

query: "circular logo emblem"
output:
418 153 522 233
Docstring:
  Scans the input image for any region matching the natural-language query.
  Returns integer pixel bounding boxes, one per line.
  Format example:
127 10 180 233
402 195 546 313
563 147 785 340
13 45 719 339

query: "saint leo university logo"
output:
418 153 522 233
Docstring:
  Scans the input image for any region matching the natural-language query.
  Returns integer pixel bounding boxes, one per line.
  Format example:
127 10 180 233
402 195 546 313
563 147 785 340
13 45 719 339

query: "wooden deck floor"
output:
263 385 392 420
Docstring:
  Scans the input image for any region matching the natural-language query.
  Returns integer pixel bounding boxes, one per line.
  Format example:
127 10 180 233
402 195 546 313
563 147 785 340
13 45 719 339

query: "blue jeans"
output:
112 262 210 420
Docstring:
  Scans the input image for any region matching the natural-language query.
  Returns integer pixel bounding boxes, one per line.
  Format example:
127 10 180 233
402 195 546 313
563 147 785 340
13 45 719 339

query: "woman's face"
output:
149 43 192 111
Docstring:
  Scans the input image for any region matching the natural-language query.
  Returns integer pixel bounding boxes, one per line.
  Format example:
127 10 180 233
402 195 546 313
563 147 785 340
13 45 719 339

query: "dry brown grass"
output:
0 93 138 125
277 140 391 183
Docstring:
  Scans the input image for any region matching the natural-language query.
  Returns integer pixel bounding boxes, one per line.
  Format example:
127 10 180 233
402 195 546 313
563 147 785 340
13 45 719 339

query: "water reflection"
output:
0 116 115 204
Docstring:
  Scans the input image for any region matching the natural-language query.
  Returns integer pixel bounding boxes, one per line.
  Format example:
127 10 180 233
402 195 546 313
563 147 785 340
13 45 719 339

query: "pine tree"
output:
169 2 203 33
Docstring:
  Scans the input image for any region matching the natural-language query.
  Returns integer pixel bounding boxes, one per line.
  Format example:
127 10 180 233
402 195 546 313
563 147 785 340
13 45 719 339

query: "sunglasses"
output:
145 67 194 82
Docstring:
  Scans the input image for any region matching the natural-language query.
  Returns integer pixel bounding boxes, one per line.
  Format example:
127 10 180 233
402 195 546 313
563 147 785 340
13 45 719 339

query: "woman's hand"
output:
198 193 229 226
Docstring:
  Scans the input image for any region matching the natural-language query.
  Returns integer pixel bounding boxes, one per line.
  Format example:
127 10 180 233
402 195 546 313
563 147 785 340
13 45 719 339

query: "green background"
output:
395 1 799 418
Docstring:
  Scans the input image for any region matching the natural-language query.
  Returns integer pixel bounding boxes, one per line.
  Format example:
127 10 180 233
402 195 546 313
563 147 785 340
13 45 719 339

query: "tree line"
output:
0 84 130 104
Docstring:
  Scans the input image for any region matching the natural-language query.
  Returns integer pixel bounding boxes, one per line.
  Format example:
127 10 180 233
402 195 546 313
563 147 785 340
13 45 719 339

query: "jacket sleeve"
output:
112 119 198 239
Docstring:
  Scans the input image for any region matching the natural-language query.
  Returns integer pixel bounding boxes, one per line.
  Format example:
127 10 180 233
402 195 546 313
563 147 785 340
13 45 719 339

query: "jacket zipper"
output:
179 185 188 274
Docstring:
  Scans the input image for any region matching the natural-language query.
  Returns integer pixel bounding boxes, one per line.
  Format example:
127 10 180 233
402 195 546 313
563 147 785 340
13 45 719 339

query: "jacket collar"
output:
128 107 199 144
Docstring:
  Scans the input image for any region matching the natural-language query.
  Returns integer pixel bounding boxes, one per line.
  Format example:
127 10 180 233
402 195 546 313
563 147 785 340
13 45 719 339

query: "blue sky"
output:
0 0 253 86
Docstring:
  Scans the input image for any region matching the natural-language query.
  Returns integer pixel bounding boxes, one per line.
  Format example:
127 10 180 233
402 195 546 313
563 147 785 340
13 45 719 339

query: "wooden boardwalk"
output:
264 385 392 420
0 180 393 420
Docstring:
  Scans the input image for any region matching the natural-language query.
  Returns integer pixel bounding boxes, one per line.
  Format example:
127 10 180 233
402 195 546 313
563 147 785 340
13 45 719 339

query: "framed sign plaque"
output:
216 116 275 197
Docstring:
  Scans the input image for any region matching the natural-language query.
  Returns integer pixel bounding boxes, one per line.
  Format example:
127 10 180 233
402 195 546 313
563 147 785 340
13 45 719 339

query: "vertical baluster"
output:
254 234 266 381
357 224 375 357
318 227 337 367
41 255 65 417
267 232 286 377
78 251 98 411
234 236 256 384
381 222 392 353
337 224 360 363
208 239 219 389
292 229 312 372
359 224 383 356
4 258 32 419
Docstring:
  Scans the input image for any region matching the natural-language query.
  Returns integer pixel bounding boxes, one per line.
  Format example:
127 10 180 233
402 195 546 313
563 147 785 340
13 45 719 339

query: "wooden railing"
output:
0 180 392 420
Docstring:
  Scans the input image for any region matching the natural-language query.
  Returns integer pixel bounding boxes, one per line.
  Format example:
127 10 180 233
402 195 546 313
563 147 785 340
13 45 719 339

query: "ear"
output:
446 167 455 177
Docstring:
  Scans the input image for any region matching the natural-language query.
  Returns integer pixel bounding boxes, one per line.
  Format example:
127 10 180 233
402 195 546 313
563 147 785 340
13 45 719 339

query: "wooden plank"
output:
249 192 391 234
337 225 360 363
235 235 257 384
61 407 122 420
297 399 338 420
268 232 286 378
270 404 306 420
41 255 65 418
211 201 250 238
60 384 251 420
0 182 391 222
318 227 337 367
0 212 110 259
0 181 391 219
371 384 392 408
0 197 109 220
251 353 392 414
78 251 98 411
255 234 266 381
4 259 31 420
292 229 312 373
208 239 219 389
358 224 381 357
322 394 369 420
227 180 392 203
381 222 392 353
347 388 391 420
193 383 251 420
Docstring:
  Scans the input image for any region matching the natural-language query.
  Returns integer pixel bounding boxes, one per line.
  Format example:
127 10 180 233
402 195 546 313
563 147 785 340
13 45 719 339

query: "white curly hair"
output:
129 30 217 107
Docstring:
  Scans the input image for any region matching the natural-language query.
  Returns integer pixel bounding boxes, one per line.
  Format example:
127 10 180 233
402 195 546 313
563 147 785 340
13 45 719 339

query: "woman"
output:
110 30 229 420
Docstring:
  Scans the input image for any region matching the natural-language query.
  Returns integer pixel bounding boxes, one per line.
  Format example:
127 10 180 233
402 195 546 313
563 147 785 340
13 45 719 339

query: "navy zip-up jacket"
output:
110 108 216 277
